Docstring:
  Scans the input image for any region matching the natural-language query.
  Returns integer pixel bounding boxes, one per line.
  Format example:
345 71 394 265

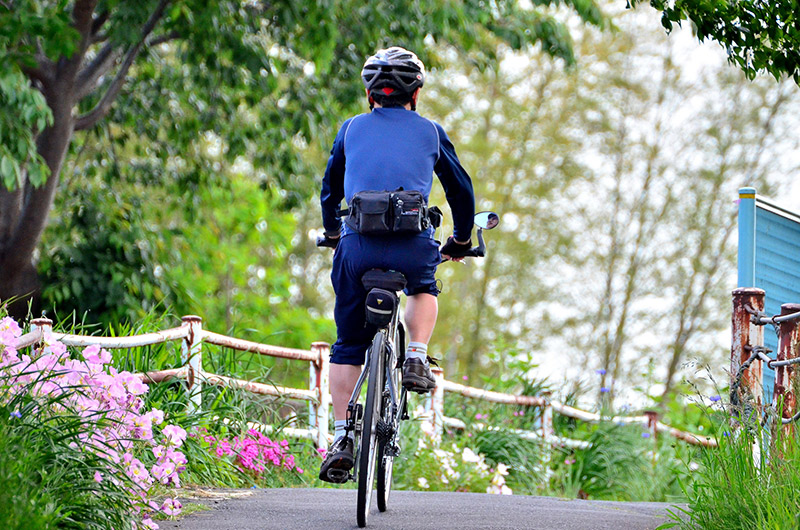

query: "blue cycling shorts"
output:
330 232 441 365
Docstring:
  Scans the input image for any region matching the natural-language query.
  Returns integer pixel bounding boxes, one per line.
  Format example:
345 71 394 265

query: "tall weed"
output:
669 424 800 529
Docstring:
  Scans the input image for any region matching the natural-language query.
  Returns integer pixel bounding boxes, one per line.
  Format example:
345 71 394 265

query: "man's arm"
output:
433 123 475 243
320 120 350 236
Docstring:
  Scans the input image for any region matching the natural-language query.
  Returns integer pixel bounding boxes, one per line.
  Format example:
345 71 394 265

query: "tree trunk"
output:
0 80 75 319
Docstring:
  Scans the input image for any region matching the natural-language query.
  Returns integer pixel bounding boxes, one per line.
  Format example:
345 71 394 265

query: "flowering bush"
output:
193 427 304 481
0 317 185 529
394 408 513 495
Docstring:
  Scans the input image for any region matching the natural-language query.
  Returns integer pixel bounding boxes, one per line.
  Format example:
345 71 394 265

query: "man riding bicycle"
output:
318 46 475 483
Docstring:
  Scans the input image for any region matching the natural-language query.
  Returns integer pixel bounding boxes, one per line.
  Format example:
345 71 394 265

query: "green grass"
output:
0 394 137 529
666 425 800 530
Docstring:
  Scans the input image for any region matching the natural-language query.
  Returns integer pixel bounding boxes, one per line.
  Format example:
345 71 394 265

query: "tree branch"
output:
21 61 52 88
74 0 170 131
75 42 121 100
149 30 181 47
91 10 109 36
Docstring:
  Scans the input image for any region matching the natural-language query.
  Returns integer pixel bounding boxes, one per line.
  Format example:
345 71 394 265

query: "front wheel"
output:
356 332 386 528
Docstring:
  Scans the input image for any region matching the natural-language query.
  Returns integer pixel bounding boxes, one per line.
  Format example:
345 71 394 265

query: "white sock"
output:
334 420 352 441
406 342 428 363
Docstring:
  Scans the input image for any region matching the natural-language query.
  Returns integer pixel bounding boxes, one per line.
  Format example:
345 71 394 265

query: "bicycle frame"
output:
345 293 404 479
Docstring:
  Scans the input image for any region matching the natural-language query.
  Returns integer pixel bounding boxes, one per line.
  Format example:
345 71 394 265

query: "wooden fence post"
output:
540 392 554 442
775 303 800 439
309 342 330 449
422 366 445 439
181 315 203 414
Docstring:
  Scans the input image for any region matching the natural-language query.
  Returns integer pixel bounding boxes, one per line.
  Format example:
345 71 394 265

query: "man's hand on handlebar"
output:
316 231 341 249
440 236 472 261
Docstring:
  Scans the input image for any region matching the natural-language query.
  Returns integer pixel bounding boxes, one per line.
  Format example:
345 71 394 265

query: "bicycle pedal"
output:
327 468 353 483
386 444 401 457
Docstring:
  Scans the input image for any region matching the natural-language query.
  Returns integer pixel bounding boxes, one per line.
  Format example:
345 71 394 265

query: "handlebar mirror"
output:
474 211 499 230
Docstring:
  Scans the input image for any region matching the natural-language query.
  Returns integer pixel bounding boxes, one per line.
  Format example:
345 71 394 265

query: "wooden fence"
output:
15 315 717 450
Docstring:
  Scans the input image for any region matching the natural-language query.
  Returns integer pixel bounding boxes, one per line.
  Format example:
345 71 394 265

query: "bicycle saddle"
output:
361 269 407 292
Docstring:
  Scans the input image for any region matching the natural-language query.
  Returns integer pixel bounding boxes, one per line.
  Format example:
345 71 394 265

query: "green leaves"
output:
631 0 800 82
0 70 52 189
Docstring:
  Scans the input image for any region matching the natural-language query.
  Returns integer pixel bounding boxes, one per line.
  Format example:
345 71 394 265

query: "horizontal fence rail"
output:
427 369 716 448
15 316 716 451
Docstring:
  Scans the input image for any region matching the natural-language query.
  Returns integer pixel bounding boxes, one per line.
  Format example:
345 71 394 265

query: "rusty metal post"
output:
309 342 330 449
775 304 800 438
644 410 659 466
731 288 765 422
30 317 53 338
181 315 203 414
731 288 765 468
644 410 658 440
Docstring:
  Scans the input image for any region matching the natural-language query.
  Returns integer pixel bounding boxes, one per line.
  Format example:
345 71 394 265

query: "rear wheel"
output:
356 332 386 528
377 325 405 512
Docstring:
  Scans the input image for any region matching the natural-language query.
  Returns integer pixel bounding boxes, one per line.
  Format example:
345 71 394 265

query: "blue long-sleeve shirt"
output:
320 107 475 241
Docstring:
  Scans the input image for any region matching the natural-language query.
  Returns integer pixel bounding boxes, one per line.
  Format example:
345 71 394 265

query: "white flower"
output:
496 462 510 475
417 477 429 489
689 461 700 471
461 447 481 463
420 420 436 437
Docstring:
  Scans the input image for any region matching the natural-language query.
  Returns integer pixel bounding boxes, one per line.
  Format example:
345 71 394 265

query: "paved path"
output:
159 488 684 530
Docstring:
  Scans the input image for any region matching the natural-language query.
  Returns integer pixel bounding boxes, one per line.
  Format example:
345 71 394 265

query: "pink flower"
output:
119 371 148 396
161 498 182 516
147 409 165 425
0 316 22 345
162 425 187 447
93 471 104 483
152 462 176 484
82 344 109 365
141 517 159 529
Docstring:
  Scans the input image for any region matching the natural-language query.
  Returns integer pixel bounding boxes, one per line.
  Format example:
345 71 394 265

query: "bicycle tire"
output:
357 331 386 528
377 324 405 512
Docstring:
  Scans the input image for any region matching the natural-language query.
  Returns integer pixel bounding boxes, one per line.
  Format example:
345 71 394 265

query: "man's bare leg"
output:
405 293 438 344
331 362 362 421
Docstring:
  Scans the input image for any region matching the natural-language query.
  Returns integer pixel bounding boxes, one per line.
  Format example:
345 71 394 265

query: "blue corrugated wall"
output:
754 201 800 403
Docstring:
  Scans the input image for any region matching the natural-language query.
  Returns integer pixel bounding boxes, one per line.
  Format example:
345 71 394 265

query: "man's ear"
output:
411 87 421 105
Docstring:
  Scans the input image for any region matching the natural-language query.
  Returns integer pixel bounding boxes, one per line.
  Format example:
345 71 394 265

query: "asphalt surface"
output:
159 488 684 530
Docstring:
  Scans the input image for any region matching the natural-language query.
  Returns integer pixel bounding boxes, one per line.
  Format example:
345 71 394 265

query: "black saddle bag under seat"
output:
365 288 398 327
344 190 430 235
